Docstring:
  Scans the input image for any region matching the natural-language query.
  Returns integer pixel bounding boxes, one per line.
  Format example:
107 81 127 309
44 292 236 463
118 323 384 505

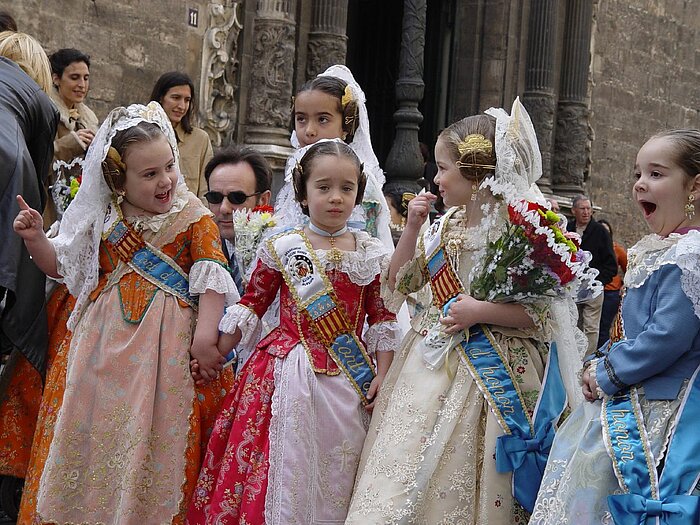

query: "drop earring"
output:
685 194 696 220
471 180 478 201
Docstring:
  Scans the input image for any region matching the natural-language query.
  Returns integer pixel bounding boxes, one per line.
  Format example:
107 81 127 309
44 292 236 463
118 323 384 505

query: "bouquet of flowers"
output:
232 204 278 275
50 158 84 217
470 199 600 303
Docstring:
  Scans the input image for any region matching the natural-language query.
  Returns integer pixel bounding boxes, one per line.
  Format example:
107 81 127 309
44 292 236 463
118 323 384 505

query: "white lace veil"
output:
52 101 185 330
484 97 589 409
275 65 394 253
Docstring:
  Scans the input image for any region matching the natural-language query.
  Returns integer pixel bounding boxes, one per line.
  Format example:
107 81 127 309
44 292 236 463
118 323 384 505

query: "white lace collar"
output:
625 230 700 319
259 230 389 286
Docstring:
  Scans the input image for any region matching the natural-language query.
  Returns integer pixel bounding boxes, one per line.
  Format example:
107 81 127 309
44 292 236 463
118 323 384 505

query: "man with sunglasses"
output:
204 145 272 295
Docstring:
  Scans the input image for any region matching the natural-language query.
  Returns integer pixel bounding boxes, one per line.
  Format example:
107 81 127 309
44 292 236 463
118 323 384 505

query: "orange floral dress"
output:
18 198 234 525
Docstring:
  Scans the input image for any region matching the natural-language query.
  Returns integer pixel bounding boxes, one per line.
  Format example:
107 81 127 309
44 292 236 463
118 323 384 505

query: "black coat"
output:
567 218 618 286
0 57 59 374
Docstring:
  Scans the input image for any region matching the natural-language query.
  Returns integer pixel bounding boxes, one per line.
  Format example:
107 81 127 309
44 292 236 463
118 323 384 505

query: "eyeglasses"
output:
204 190 261 205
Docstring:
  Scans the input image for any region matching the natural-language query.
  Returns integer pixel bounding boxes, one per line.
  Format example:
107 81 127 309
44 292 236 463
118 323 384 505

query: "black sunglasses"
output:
204 190 261 205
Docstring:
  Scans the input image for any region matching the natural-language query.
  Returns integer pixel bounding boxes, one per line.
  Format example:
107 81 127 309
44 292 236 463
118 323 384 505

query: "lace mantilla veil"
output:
51 101 186 331
274 65 394 253
484 97 590 409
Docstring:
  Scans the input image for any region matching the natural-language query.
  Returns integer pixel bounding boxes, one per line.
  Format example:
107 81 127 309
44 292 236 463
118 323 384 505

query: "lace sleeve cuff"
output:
189 260 240 305
219 303 262 348
587 358 606 399
380 259 414 314
365 321 402 354
520 301 553 340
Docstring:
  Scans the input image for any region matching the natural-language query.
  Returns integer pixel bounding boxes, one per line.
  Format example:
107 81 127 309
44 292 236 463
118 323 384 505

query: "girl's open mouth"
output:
156 190 170 201
640 201 656 217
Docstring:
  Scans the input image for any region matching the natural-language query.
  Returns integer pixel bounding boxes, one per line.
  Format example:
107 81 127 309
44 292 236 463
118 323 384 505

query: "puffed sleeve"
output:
596 264 700 396
219 256 283 350
188 215 239 304
364 274 401 354
380 247 428 314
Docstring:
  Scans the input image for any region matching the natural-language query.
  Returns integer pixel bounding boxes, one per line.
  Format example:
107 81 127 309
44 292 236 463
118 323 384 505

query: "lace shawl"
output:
624 230 700 319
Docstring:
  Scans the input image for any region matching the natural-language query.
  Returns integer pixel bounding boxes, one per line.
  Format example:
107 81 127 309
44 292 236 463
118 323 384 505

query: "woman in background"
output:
150 71 213 199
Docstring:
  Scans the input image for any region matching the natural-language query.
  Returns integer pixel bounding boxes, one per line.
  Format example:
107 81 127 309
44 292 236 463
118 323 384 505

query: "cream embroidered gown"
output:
346 207 553 525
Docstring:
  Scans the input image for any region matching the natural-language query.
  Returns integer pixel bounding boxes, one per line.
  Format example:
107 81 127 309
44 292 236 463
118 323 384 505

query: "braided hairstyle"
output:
438 114 497 181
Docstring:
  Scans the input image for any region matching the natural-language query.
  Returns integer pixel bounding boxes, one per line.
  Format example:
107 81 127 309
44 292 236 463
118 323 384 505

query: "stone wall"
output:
8 0 206 121
588 0 700 247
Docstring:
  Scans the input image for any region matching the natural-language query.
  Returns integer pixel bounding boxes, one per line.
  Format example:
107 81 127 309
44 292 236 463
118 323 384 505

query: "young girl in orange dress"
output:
13 102 238 525
186 140 400 525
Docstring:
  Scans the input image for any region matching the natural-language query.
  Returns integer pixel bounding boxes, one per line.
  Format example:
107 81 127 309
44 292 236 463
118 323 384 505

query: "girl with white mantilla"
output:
346 99 587 524
187 140 400 524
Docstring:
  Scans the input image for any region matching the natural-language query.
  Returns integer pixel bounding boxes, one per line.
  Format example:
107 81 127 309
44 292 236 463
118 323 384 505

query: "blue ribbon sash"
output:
270 231 376 405
420 212 567 513
604 366 700 524
102 203 197 309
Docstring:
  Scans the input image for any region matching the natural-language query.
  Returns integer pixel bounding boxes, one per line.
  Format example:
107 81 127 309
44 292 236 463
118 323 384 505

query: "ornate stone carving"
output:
248 21 296 129
553 102 592 194
306 36 347 79
198 1 243 147
522 94 557 189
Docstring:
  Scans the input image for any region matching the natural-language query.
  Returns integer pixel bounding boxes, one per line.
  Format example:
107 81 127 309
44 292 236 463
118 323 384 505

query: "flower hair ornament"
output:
51 101 183 331
455 134 496 171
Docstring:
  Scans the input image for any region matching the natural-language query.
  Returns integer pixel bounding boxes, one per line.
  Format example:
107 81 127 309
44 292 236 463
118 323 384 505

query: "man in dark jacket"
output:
567 194 618 355
0 56 58 375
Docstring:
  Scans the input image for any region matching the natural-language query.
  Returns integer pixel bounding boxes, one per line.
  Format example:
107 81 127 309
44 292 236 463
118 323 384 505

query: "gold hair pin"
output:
457 133 493 158
107 147 126 172
341 85 353 109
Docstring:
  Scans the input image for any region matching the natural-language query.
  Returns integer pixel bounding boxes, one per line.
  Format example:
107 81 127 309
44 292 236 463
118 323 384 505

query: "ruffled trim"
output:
624 230 700 320
379 258 413 314
219 304 261 350
365 321 401 354
189 260 240 305
258 230 390 286
587 358 605 399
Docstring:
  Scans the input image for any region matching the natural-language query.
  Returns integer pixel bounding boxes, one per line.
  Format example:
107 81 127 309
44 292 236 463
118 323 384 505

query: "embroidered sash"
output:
102 200 197 309
421 210 567 512
603 367 700 524
269 230 376 405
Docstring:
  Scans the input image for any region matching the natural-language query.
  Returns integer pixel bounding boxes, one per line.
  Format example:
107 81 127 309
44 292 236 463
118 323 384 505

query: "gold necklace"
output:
308 221 347 265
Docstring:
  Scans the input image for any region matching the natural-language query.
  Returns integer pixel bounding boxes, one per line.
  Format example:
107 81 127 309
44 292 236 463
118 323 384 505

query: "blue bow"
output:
495 421 556 512
608 494 700 524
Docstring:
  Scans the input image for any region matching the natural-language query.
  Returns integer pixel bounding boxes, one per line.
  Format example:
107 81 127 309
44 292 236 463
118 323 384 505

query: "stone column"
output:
198 1 244 148
384 0 426 187
522 0 559 194
244 0 297 175
552 0 594 197
305 0 348 79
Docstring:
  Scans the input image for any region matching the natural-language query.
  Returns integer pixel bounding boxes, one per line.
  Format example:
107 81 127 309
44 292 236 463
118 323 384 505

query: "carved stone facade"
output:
198 1 243 147
8 0 698 243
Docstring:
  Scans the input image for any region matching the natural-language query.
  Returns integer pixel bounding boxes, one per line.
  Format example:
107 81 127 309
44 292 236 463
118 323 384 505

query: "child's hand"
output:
440 294 480 334
406 193 436 230
13 195 44 241
581 365 601 402
190 336 225 382
364 373 386 413
189 359 210 387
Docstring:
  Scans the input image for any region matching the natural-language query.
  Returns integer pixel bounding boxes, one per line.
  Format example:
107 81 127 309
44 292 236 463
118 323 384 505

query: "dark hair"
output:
598 218 613 240
150 71 196 134
204 145 273 195
102 121 167 192
438 114 497 181
295 75 359 143
383 182 416 220
0 11 18 32
651 129 700 181
292 141 367 216
49 48 90 78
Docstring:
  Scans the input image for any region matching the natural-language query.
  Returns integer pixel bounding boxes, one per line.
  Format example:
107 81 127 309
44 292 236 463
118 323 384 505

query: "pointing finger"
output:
16 194 31 211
